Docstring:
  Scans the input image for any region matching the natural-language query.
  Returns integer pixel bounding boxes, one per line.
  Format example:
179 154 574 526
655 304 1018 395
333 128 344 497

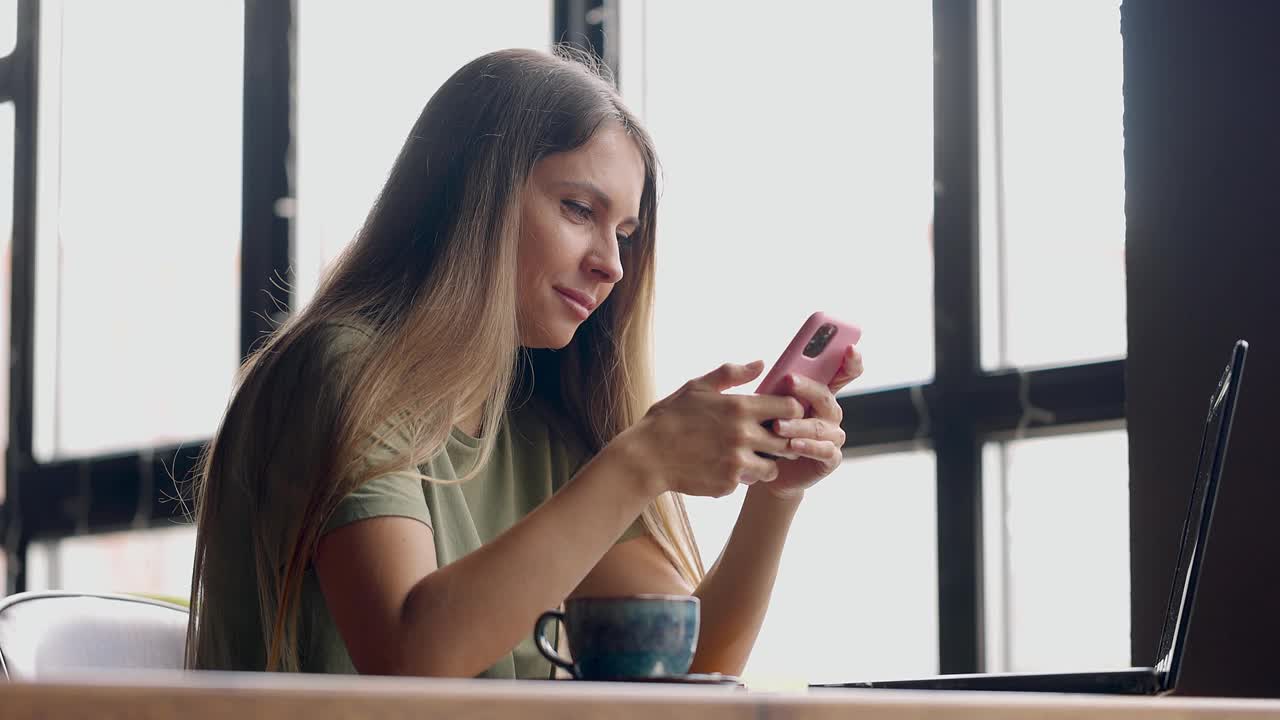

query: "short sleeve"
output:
322 471 432 536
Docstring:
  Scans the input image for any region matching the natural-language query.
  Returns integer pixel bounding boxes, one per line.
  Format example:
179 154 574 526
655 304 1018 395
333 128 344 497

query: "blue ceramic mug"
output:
534 595 700 680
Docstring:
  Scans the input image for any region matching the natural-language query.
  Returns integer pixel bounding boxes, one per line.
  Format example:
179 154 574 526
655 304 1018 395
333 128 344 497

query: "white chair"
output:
0 591 188 680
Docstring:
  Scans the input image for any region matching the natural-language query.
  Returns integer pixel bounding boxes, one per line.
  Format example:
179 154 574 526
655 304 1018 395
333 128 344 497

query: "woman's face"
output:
517 122 645 349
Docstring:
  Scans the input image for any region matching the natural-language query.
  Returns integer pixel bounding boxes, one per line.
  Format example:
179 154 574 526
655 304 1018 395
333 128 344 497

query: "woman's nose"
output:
586 234 624 283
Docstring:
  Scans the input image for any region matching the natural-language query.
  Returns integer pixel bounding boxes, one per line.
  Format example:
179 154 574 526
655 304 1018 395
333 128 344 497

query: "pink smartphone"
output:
753 312 860 460
756 311 862 401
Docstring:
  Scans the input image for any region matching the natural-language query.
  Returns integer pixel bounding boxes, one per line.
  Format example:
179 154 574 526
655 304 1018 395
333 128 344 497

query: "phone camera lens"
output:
802 324 837 358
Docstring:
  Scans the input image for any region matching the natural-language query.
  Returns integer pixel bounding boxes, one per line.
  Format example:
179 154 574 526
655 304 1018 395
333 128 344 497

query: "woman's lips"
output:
556 288 591 320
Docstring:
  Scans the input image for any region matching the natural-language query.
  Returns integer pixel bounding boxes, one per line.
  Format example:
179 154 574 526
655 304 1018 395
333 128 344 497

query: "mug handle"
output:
534 610 578 678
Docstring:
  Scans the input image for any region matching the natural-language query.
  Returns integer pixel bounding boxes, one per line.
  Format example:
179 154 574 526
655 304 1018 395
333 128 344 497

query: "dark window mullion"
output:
932 0 985 674
967 360 1125 437
14 444 204 542
838 359 1125 455
839 388 924 451
554 0 618 81
0 53 15 103
240 0 294 361
5 0 41 595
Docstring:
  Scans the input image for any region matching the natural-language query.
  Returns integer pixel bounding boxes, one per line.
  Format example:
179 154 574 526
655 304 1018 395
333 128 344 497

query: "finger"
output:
688 360 765 393
788 439 843 468
779 373 842 422
829 346 865 392
754 449 802 461
739 393 807 422
746 421 801 459
739 452 780 484
773 417 846 446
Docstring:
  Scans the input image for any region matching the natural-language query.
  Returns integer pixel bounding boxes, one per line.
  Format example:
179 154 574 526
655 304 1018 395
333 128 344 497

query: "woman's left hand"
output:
762 344 864 500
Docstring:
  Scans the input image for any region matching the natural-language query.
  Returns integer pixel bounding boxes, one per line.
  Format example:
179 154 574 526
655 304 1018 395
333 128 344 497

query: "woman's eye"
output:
616 232 633 248
562 200 592 221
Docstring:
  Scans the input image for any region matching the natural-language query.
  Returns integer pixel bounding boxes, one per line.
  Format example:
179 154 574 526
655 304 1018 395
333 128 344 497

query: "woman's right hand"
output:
621 360 807 498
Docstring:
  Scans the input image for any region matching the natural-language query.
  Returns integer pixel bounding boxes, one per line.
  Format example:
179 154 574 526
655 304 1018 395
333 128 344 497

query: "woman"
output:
186 47 863 679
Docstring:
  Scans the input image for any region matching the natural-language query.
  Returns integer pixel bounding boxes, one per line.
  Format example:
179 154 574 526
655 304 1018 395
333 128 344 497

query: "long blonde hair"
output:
184 47 705 672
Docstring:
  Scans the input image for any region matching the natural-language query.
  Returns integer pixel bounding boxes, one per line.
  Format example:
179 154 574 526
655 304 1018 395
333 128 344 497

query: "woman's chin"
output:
552 331 576 349
521 327 577 350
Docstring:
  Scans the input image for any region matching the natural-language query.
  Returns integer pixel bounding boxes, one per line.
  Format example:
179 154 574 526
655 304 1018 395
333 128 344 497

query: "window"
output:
619 0 935 395
625 0 1129 679
685 451 939 685
0 0 15 57
26 524 196 602
978 0 1126 370
33 0 243 459
621 1 937 683
4 1 1134 679
982 428 1130 672
973 0 1129 672
292 1 553 310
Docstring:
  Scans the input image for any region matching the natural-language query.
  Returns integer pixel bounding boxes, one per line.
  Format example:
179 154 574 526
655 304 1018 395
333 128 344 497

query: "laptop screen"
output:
1153 342 1246 682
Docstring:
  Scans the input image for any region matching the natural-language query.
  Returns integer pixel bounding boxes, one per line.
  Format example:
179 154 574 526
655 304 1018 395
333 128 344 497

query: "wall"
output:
1124 0 1280 698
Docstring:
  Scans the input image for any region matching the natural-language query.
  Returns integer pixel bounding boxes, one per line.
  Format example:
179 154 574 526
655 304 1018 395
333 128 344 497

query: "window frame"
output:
0 0 1126 675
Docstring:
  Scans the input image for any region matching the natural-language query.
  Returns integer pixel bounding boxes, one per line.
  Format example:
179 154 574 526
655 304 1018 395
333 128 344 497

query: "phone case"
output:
756 311 862 400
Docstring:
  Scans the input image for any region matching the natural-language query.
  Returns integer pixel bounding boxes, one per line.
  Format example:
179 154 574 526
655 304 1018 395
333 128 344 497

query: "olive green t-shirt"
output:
199 323 645 679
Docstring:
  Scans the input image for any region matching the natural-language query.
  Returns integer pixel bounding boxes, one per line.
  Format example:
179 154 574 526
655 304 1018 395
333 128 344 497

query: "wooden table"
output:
3 670 1279 719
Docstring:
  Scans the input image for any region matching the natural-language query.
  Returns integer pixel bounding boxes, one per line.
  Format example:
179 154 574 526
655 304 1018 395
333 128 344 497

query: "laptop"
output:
814 340 1249 695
